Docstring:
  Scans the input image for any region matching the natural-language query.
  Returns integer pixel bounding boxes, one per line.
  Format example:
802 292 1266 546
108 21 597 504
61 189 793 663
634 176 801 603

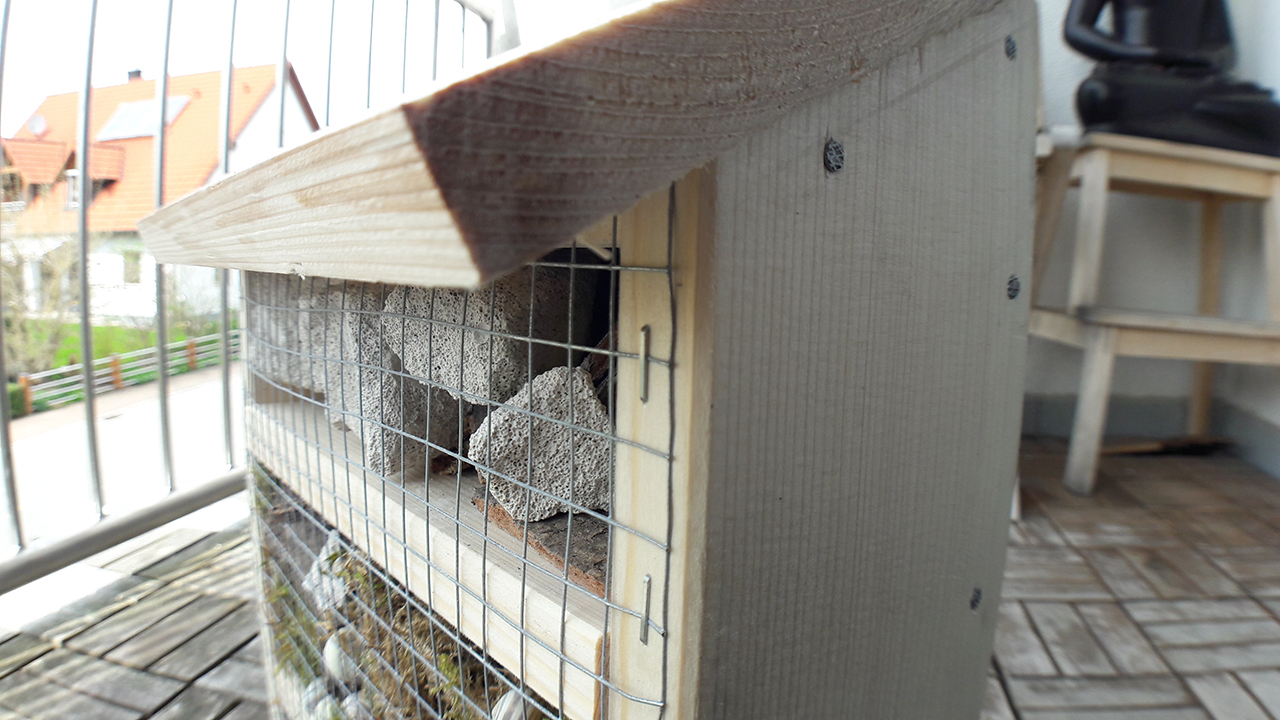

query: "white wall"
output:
1031 0 1280 432
226 76 315 175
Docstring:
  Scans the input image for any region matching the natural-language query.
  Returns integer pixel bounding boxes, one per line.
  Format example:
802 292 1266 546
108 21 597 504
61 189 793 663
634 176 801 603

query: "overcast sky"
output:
0 0 629 138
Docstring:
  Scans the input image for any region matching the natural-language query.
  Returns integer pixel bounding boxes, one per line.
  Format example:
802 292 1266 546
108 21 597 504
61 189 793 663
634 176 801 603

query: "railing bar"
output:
324 0 335 127
218 1 237 471
277 0 290 149
366 0 375 110
221 272 234 468
77 0 104 519
219 0 236 176
154 0 176 496
0 468 247 596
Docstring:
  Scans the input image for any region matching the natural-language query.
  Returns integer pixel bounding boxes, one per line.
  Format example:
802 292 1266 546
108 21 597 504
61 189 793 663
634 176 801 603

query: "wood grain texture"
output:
139 0 1002 288
693 1 1035 716
1190 199 1224 435
1029 308 1280 365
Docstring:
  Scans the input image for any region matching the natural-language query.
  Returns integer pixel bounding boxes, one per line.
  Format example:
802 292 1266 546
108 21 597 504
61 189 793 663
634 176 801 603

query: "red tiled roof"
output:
2 138 70 184
86 144 125 181
8 65 301 235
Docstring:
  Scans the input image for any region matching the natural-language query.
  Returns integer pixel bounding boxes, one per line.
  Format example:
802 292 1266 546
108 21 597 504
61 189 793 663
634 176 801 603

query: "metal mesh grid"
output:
244 218 676 719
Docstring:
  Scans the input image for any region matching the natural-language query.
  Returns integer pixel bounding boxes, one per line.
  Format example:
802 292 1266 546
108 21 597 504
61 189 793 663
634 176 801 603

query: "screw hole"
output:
823 139 845 174
970 587 983 611
1005 36 1017 60
1007 275 1021 300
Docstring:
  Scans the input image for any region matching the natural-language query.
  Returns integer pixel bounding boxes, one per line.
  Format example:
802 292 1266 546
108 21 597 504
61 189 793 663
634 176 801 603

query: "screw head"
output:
970 587 983 611
1005 36 1017 60
823 139 845 174
1007 275 1021 299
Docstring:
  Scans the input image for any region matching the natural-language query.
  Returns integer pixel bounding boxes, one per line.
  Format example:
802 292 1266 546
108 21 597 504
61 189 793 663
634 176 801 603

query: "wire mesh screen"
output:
244 219 676 720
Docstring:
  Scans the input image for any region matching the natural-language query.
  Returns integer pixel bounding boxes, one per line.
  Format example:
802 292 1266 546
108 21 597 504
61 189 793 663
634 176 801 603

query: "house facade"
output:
1 65 318 324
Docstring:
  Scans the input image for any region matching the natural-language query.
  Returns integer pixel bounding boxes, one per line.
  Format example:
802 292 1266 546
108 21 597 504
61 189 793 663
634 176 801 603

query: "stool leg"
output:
1032 149 1074 306
1266 176 1280 322
1190 199 1224 436
1065 326 1117 495
1067 149 1111 314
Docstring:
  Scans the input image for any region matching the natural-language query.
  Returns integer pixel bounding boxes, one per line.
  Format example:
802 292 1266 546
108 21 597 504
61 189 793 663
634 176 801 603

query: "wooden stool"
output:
1031 132 1280 495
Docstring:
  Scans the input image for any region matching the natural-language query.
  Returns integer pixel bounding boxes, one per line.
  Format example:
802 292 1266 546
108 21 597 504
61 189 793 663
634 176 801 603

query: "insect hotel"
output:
138 0 1036 717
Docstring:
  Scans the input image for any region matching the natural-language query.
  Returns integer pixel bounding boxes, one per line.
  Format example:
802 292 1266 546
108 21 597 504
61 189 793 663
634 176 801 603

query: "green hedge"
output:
8 383 24 419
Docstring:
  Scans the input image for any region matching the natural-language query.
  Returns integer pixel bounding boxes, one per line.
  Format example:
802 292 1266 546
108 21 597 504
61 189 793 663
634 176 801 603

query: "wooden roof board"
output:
138 0 1003 288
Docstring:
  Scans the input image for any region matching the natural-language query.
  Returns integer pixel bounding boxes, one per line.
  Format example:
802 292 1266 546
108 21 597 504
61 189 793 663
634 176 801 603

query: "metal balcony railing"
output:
18 330 241 412
0 0 518 595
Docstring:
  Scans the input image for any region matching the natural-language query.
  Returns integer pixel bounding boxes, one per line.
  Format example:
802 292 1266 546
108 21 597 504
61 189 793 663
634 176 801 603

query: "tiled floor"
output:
985 438 1280 720
0 521 267 719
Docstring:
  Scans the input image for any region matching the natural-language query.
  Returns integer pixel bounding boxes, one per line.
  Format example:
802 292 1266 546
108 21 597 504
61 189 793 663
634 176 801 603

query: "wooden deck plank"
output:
1207 552 1280 582
1079 550 1158 600
981 675 1016 720
995 602 1059 676
194 657 269 704
150 606 261 681
0 669 141 720
1185 673 1271 720
66 584 200 657
1145 619 1280 647
221 700 270 720
24 648 184 713
1015 514 1071 547
232 636 262 664
21 575 162 645
1124 599 1272 623
0 635 51 680
1236 670 1280 718
139 522 251 582
1161 642 1280 673
1152 548 1245 598
105 596 243 670
1002 579 1117 602
149 685 241 720
1006 676 1191 709
1074 603 1168 675
1117 548 1205 599
103 529 212 575
1019 709 1208 720
1025 604 1117 676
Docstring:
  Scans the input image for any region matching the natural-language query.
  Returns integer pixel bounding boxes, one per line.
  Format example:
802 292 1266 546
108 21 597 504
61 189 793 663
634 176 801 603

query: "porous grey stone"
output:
297 281 458 477
243 272 309 391
381 267 591 407
468 366 611 522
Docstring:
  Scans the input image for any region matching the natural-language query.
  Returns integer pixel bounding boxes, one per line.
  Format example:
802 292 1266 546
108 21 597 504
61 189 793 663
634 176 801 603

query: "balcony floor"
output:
6 440 1278 719
985 438 1280 720
0 520 267 720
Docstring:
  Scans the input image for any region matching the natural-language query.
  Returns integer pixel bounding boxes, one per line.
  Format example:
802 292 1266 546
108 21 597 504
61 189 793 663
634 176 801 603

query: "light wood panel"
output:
1190 200 1224 435
1266 176 1280 320
1067 149 1111 312
1085 133 1280 174
1030 309 1280 366
138 0 1002 288
692 1 1035 716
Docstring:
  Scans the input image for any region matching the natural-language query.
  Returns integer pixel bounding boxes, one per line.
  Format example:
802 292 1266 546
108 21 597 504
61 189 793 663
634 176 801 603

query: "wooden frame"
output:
1031 130 1280 494
148 1 1037 718
138 0 1007 289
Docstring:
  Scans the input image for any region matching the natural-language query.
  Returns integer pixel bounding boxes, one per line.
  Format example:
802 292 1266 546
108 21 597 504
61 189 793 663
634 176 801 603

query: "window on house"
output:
123 250 142 284
64 170 80 210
